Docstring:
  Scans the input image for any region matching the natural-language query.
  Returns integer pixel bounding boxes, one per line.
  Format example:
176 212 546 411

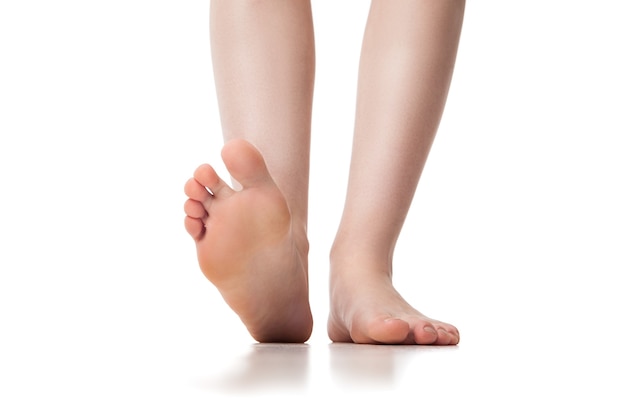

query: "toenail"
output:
424 326 437 334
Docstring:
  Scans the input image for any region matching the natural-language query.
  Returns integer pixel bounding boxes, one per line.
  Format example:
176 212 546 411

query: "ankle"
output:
330 240 392 277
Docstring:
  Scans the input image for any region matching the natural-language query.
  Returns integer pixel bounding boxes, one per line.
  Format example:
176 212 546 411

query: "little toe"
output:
184 216 205 241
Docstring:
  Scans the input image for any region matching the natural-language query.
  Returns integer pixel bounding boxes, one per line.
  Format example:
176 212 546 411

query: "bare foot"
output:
183 139 312 343
327 263 460 345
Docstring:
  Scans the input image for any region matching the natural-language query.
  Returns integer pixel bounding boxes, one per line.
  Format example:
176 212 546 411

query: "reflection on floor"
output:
200 341 460 395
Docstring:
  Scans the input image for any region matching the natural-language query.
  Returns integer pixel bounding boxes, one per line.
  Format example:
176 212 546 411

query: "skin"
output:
184 0 464 344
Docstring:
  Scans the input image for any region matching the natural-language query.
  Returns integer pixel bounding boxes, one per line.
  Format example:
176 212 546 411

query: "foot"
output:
183 139 312 343
327 264 460 345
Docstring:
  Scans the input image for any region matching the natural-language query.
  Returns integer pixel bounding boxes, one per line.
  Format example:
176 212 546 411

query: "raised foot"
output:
327 269 460 345
184 139 312 343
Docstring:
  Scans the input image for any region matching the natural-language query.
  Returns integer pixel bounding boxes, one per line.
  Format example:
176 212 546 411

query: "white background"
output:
1 1 625 413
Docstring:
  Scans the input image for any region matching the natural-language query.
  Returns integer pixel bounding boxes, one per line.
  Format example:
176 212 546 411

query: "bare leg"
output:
210 0 314 228
184 0 314 342
328 0 465 344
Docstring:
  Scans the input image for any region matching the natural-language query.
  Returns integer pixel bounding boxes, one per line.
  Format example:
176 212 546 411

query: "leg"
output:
210 0 314 229
184 0 315 342
328 0 465 344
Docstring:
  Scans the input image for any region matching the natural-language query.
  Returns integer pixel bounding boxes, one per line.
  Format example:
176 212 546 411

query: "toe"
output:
221 139 274 189
447 327 460 345
184 216 205 241
434 328 454 345
434 323 460 345
184 199 207 219
193 164 232 197
184 177 211 202
414 323 439 345
364 317 410 344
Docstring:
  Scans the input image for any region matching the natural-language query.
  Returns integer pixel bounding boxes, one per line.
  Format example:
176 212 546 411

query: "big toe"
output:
358 316 411 344
221 139 273 189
